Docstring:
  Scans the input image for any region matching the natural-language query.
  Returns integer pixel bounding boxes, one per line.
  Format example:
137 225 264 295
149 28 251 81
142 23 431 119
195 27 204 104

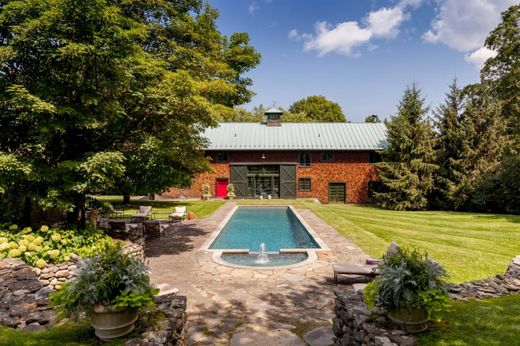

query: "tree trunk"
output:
67 195 86 228
123 194 131 204
22 197 32 226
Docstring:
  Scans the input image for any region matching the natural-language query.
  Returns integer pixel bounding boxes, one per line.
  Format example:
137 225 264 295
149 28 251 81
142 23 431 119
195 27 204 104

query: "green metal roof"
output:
203 122 387 150
265 107 283 114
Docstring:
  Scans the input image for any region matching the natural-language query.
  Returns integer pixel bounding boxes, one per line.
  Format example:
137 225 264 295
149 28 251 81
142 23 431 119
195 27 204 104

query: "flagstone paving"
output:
145 202 369 345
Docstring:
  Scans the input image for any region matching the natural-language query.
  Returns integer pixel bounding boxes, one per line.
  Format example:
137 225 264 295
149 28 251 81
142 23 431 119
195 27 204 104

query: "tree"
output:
375 84 437 210
0 0 260 226
482 4 520 145
218 107 263 122
432 80 466 209
289 96 346 122
365 114 381 123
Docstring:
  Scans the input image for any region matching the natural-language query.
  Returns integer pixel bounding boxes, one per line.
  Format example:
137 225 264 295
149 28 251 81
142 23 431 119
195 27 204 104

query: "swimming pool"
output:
206 206 324 269
209 206 320 251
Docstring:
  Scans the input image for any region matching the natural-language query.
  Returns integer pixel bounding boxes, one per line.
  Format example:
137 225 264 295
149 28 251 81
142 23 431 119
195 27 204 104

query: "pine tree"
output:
433 80 466 209
459 86 508 210
375 84 437 210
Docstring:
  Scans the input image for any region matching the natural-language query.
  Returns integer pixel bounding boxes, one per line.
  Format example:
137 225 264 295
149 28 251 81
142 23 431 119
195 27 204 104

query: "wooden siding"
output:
161 151 380 204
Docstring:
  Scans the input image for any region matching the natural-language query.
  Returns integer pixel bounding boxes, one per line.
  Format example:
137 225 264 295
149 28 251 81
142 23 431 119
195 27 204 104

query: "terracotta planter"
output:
91 304 138 341
388 307 429 333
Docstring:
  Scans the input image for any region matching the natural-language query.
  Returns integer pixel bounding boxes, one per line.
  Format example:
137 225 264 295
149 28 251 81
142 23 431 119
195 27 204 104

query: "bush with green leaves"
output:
51 243 157 317
0 224 114 268
226 183 236 199
202 183 212 200
364 247 451 321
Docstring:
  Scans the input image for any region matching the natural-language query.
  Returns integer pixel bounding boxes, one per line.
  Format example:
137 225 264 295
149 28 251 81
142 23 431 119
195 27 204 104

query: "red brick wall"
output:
161 151 379 204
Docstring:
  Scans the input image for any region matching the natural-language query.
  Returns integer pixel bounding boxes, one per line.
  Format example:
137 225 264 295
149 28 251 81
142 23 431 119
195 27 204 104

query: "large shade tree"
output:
0 0 260 225
288 95 346 122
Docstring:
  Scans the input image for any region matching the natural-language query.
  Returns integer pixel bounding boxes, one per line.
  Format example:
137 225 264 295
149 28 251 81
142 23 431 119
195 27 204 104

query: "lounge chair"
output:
169 206 187 223
132 206 152 221
333 263 379 284
143 220 162 239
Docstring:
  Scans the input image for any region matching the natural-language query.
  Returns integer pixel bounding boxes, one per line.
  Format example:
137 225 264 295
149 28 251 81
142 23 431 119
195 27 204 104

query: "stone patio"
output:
146 202 369 345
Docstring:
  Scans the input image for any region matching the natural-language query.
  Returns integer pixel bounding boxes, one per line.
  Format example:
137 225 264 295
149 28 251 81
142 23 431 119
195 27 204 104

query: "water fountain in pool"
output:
255 243 269 264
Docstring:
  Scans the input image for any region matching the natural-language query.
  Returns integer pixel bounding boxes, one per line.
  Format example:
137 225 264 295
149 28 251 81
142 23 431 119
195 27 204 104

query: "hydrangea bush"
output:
0 224 114 268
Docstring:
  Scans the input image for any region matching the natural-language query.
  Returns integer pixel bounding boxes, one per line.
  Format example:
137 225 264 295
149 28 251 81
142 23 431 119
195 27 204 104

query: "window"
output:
320 152 334 162
299 152 311 167
215 152 228 162
299 178 311 192
368 182 383 198
369 151 381 163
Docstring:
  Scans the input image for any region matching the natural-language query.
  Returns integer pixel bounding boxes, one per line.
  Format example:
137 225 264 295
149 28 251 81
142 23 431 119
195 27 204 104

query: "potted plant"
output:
202 182 212 200
51 243 157 341
226 183 236 200
364 247 451 333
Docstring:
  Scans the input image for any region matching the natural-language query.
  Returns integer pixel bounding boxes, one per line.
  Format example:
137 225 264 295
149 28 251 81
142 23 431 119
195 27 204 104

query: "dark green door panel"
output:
328 183 346 203
230 165 248 198
279 165 296 199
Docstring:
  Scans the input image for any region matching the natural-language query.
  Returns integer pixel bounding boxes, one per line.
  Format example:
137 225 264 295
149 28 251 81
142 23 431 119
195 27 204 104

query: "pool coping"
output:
199 205 330 269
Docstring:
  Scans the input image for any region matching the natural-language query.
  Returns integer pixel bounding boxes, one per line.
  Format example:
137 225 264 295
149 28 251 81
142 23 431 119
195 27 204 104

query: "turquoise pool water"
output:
209 207 320 251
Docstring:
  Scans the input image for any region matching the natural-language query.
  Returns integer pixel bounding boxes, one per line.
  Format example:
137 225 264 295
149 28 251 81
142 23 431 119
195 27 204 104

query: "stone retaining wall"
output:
448 255 520 300
125 293 188 346
0 259 55 330
34 240 145 291
333 289 416 346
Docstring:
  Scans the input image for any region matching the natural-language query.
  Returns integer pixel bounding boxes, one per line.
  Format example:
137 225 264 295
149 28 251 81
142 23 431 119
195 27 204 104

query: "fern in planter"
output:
364 247 451 329
51 242 157 318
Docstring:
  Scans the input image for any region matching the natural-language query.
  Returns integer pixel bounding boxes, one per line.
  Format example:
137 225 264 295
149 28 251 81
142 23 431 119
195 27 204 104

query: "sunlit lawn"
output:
237 200 520 283
94 195 225 220
418 294 520 346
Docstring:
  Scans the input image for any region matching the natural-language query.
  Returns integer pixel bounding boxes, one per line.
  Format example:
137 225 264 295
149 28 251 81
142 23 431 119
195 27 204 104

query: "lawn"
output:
93 195 225 220
418 294 520 345
237 200 520 283
0 321 127 346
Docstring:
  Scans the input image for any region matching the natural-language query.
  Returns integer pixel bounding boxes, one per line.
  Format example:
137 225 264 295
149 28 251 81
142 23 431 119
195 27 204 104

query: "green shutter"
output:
230 165 248 198
328 183 346 203
279 165 296 199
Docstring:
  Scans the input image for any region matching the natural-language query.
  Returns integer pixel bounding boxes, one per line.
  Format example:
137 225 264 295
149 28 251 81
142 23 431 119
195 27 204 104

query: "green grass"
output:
94 195 225 220
237 200 520 283
0 321 127 346
418 294 520 345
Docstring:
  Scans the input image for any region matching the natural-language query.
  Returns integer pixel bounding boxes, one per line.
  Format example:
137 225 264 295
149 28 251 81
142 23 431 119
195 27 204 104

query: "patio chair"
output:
132 206 152 222
168 206 187 223
143 220 162 239
333 263 379 284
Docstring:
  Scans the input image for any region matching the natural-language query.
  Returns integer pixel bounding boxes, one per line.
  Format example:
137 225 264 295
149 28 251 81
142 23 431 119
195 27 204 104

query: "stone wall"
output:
449 255 520 300
333 289 416 346
35 240 145 291
125 293 188 346
0 259 55 330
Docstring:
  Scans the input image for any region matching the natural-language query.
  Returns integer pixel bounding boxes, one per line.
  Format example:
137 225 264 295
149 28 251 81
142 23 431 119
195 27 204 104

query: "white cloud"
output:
290 1 416 57
248 2 259 14
464 46 498 69
423 0 517 51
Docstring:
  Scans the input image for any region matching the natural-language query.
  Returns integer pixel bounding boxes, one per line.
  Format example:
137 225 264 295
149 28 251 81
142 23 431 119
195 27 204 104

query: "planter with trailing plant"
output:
51 243 157 341
364 247 451 333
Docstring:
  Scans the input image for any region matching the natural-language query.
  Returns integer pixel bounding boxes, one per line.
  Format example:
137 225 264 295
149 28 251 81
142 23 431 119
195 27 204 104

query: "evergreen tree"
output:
433 80 466 209
375 84 437 210
460 85 508 210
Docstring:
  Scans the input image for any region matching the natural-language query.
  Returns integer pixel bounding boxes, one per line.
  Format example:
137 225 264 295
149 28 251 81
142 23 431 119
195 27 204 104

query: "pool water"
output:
210 207 320 251
221 253 309 267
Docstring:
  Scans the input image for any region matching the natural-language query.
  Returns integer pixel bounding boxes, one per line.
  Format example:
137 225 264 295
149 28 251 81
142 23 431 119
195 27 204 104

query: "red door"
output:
216 178 229 198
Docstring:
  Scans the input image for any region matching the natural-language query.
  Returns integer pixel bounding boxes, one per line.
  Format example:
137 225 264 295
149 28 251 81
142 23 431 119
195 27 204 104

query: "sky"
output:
208 0 517 122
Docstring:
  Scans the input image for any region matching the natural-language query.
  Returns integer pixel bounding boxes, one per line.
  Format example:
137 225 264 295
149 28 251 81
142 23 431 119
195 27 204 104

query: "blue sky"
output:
209 0 516 122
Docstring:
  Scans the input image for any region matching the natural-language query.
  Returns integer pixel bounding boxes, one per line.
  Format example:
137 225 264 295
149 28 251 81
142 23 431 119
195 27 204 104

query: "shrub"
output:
201 182 212 200
226 183 236 200
0 224 114 267
50 243 157 317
